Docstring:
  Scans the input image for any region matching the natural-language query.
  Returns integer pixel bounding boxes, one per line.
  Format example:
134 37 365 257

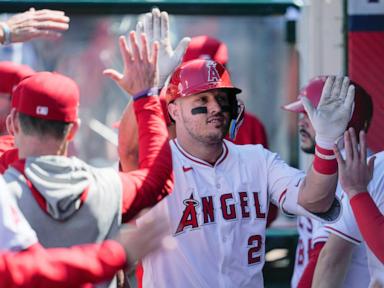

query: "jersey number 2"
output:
248 234 262 265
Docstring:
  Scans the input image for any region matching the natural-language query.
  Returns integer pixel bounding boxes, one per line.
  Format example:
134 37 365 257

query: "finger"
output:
32 30 63 40
143 12 153 43
136 21 144 39
103 69 124 82
29 7 36 12
330 76 344 101
301 96 315 122
130 31 142 61
151 41 159 67
32 21 70 31
173 37 191 65
344 84 355 113
349 127 359 161
160 11 169 41
360 130 367 163
344 129 354 163
34 9 66 16
318 75 335 107
141 33 150 63
338 76 350 101
333 143 345 168
367 156 376 179
34 14 70 23
152 8 161 42
118 35 133 67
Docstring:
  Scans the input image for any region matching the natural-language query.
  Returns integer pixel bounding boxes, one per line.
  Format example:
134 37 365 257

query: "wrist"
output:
132 87 159 101
0 22 11 45
315 135 338 150
346 188 368 199
313 145 337 174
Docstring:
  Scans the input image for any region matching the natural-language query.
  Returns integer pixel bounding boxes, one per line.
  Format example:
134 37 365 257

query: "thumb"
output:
301 96 315 121
103 69 123 83
172 37 191 65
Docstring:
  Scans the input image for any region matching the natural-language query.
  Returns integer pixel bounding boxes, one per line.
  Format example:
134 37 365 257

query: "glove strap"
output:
313 145 337 174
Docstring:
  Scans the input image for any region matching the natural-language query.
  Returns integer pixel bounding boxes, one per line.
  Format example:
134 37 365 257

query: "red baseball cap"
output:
13 72 79 122
182 35 228 66
0 61 35 95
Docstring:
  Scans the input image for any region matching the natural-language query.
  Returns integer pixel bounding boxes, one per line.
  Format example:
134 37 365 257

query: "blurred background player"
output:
283 76 373 288
313 128 384 288
0 62 35 154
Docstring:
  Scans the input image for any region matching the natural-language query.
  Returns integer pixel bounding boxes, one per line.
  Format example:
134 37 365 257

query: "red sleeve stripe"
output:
324 226 361 244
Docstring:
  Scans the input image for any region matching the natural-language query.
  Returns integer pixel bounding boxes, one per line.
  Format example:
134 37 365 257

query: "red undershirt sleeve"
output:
297 242 325 288
119 96 173 222
0 241 126 288
350 192 384 263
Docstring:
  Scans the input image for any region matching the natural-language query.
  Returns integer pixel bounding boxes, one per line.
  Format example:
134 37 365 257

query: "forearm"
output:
298 168 337 213
0 241 126 288
118 101 139 171
120 96 173 220
350 192 384 263
312 239 352 288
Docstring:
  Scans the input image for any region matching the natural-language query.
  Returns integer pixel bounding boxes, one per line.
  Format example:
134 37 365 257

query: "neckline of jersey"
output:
172 139 229 168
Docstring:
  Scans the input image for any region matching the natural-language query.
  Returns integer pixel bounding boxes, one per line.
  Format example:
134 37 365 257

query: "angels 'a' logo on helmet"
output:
206 61 221 83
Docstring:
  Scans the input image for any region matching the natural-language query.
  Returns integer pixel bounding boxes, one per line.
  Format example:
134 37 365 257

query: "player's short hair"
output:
18 112 72 140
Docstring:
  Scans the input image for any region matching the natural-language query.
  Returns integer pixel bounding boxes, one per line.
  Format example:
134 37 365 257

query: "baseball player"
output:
0 172 170 288
183 34 269 148
283 76 372 288
313 128 383 288
128 54 354 286
2 32 172 287
0 62 34 153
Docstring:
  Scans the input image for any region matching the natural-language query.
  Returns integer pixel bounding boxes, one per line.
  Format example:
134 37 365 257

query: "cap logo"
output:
36 106 48 116
206 61 220 83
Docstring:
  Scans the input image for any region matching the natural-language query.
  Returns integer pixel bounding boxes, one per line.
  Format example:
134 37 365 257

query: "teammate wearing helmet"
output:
0 62 35 154
283 76 373 288
129 52 355 286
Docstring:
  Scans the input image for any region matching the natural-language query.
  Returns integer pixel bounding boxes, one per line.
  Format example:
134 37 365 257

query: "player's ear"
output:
66 119 81 142
168 102 179 122
8 109 19 135
6 109 15 135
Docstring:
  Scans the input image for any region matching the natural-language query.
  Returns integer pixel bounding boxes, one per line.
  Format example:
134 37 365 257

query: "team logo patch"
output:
206 61 221 83
36 106 48 116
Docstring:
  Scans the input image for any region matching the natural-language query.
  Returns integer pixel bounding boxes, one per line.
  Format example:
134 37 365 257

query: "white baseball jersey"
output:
291 216 314 287
291 194 370 288
140 139 339 288
325 151 384 287
0 175 37 251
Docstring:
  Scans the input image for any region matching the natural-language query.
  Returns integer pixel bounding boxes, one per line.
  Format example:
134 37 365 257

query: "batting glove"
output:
140 8 190 87
301 76 355 149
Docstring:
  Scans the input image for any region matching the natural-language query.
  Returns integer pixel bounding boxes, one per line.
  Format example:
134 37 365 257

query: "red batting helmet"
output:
182 35 228 66
165 59 241 103
283 76 373 133
0 62 35 95
165 59 244 139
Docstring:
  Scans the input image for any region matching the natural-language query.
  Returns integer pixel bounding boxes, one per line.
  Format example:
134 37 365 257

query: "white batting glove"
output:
140 8 190 87
301 76 355 149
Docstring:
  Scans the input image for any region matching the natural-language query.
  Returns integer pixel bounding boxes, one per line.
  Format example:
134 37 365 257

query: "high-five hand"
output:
302 76 355 149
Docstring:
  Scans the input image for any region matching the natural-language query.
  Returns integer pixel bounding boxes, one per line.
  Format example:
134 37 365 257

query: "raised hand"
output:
1 8 69 43
334 128 375 198
302 76 355 149
103 31 159 95
139 8 190 87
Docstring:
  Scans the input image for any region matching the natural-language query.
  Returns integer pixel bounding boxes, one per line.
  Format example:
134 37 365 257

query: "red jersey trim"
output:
324 226 361 244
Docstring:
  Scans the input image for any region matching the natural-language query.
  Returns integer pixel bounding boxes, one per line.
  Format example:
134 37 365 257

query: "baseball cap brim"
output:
282 98 305 113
